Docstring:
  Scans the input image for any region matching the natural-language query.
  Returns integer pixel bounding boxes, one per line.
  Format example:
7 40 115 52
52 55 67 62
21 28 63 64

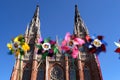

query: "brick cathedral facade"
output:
10 5 103 80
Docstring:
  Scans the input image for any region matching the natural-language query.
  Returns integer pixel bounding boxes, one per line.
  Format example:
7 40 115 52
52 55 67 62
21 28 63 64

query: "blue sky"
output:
0 0 120 80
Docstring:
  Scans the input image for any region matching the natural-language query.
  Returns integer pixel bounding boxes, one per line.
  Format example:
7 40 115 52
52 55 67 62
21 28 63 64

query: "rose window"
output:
50 65 64 80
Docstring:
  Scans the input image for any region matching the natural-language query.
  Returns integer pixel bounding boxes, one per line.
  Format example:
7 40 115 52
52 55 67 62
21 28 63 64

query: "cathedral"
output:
10 5 103 80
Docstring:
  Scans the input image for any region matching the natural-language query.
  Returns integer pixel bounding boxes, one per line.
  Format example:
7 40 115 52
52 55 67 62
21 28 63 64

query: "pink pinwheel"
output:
61 32 85 58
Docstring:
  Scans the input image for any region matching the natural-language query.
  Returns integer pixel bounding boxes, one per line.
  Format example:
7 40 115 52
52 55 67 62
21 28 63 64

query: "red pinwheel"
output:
86 35 106 55
114 41 120 59
114 41 120 53
61 32 85 58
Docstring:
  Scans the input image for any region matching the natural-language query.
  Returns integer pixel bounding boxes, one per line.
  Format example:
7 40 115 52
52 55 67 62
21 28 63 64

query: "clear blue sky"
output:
0 0 120 80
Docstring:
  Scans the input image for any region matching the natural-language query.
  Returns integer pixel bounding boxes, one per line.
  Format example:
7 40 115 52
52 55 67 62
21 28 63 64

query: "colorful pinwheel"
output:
36 38 58 59
7 35 30 57
7 35 30 80
85 35 106 55
61 32 85 58
114 41 120 58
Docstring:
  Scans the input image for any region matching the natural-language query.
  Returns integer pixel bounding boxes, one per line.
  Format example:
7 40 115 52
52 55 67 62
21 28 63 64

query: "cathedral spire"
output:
74 5 89 38
26 5 41 45
28 5 41 38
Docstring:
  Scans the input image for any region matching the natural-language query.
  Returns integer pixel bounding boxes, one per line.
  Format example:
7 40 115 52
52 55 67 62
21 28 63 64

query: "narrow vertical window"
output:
37 65 45 80
69 65 76 80
22 64 31 80
84 66 91 80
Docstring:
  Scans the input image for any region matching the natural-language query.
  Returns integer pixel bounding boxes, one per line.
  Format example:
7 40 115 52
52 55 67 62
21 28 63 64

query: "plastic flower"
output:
36 38 58 59
7 35 30 57
86 35 106 55
61 32 85 58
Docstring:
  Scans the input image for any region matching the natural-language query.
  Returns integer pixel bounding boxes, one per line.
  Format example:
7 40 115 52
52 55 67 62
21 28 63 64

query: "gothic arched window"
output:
22 64 31 80
69 65 76 80
50 65 64 80
84 66 91 80
37 64 45 80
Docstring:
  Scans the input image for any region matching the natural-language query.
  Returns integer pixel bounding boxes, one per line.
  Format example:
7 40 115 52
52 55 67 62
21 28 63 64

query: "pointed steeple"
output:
27 5 41 45
74 5 89 38
29 5 41 38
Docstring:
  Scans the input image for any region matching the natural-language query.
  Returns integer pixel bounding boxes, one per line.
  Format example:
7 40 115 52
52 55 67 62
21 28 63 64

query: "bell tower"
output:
10 5 103 80
74 5 103 80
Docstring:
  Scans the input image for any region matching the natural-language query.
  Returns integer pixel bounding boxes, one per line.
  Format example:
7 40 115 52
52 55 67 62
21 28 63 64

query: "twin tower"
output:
10 5 103 80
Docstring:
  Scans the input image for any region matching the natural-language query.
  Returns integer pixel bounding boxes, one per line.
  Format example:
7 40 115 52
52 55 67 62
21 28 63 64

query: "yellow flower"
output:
7 43 12 50
22 43 30 52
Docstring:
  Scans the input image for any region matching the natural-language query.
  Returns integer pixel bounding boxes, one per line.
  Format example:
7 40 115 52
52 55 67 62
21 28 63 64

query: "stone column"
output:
45 57 48 80
77 60 84 80
65 56 69 80
10 59 19 80
77 52 84 80
31 54 38 80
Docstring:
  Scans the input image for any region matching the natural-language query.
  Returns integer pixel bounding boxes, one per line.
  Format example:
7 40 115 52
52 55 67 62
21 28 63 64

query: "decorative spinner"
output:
36 38 58 59
114 41 120 58
7 35 30 57
85 35 106 55
61 32 85 58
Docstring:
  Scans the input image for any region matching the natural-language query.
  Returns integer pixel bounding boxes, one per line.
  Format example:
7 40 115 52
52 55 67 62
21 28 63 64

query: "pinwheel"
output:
85 35 106 55
114 41 120 58
7 35 30 80
7 35 30 56
36 38 59 59
61 32 85 58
